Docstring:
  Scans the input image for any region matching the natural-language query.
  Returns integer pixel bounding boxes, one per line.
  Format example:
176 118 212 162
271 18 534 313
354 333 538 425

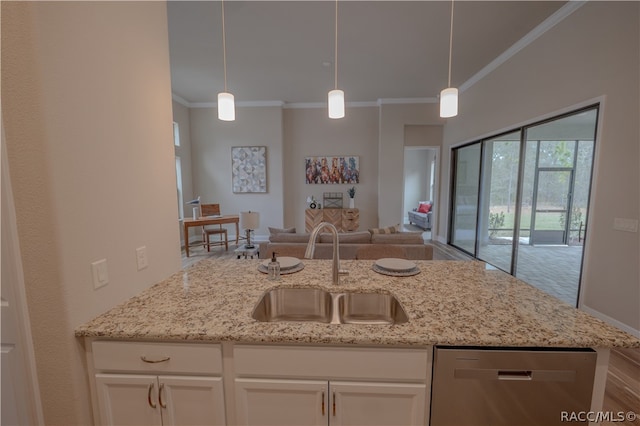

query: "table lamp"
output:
240 211 260 249
186 196 201 219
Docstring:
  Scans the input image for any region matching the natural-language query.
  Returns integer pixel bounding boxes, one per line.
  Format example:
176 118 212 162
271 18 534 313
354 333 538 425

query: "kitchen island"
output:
76 259 639 425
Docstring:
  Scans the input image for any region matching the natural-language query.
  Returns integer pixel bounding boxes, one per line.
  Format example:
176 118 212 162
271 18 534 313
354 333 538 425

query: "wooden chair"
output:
200 203 228 251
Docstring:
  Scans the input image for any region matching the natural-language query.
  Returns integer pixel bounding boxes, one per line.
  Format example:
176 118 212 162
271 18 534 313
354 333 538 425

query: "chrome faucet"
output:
304 222 348 284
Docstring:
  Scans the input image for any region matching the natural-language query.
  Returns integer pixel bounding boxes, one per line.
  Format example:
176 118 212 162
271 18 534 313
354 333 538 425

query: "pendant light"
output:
218 0 235 121
440 0 458 118
328 0 345 119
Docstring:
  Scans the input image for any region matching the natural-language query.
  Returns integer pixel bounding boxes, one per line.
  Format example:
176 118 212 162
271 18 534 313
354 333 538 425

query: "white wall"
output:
441 2 640 333
189 106 284 239
283 107 380 232
2 2 181 424
403 149 432 217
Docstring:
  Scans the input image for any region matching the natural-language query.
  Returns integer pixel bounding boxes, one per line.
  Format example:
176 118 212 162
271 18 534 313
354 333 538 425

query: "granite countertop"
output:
75 259 640 348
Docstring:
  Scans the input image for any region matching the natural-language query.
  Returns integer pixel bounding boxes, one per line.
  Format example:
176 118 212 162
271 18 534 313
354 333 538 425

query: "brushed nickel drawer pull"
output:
332 392 336 416
159 383 167 408
147 383 156 408
141 355 171 363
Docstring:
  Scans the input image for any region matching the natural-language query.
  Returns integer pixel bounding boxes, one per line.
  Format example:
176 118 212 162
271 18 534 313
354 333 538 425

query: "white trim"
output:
460 1 586 93
284 101 378 109
171 93 190 107
378 97 438 105
189 100 285 108
580 305 640 339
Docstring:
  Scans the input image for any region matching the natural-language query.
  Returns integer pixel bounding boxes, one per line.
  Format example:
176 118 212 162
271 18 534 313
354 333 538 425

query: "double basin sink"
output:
252 288 408 325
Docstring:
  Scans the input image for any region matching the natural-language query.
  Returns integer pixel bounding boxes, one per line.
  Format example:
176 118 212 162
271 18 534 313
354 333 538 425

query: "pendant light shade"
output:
217 92 235 121
439 87 458 118
328 89 345 119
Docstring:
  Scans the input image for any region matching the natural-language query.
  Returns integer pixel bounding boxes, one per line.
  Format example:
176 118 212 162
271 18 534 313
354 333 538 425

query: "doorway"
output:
450 106 598 306
403 147 439 240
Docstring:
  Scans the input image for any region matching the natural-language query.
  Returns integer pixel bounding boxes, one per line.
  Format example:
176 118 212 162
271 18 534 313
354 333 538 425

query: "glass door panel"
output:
476 132 521 272
531 169 572 245
450 144 481 254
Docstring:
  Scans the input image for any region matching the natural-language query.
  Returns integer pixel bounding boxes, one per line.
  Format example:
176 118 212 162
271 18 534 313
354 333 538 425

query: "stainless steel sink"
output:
338 292 408 325
252 288 408 325
251 288 333 323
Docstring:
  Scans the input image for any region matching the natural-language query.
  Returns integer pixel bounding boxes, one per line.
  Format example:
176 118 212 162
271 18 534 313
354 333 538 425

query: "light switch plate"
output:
613 218 638 233
136 246 149 270
91 259 109 289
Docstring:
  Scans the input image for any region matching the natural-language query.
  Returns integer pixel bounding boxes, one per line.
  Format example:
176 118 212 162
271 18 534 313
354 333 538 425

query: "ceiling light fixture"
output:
440 0 458 118
328 0 344 119
218 0 235 121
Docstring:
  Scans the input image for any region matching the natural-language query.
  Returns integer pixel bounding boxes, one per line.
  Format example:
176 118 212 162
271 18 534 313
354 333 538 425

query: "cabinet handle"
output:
140 355 171 363
147 383 157 409
332 392 336 417
321 391 325 415
159 383 167 408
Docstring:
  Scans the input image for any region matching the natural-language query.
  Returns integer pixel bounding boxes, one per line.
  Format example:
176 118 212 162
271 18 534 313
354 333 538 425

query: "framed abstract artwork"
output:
232 146 267 193
305 156 359 184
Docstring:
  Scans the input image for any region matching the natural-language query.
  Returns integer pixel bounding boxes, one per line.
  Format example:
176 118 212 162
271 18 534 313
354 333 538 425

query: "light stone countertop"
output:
75 259 640 348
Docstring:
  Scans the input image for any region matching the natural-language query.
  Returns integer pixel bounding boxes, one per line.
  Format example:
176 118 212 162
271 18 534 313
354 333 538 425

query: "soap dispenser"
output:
268 252 280 281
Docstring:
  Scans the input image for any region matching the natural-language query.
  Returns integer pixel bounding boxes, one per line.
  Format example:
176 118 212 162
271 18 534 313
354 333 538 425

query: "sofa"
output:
259 228 433 260
408 201 433 230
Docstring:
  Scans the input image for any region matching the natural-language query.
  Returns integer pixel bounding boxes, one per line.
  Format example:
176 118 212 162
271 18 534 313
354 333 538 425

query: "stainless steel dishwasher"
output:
430 346 597 425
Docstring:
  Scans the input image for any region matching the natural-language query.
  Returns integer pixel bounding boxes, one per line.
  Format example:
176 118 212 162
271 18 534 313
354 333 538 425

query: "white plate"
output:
261 256 301 270
374 258 416 272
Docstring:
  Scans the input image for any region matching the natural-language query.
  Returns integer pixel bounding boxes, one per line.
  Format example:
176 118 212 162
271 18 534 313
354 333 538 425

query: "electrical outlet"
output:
91 259 109 289
613 218 639 233
136 246 149 270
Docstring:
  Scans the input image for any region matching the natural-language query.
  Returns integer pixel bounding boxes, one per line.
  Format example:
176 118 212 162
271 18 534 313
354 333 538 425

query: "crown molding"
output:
460 0 586 93
284 101 378 109
171 94 190 107
377 98 438 105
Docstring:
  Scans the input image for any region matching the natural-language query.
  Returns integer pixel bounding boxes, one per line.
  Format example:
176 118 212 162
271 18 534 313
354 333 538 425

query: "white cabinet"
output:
233 345 431 426
89 341 226 426
96 374 225 426
235 378 425 426
331 381 426 426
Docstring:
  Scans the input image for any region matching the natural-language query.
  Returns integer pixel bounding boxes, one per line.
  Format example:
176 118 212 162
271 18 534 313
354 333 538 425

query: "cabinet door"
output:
235 378 327 426
159 376 226 426
95 374 162 426
330 381 426 426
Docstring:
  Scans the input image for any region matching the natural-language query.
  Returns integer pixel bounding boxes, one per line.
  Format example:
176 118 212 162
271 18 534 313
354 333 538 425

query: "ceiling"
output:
167 1 566 105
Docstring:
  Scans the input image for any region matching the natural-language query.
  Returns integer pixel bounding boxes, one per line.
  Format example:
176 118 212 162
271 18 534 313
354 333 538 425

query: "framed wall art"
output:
232 146 267 193
305 156 359 184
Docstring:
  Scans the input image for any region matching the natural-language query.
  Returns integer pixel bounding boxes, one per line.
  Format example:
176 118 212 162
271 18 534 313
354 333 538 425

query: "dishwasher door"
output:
430 347 597 426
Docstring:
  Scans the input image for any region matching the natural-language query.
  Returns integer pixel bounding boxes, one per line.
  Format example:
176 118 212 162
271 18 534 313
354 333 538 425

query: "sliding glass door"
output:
449 106 598 306
450 144 481 254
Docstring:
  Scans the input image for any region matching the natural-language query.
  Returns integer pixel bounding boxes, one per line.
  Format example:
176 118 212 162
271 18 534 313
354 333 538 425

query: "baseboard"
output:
580 304 640 339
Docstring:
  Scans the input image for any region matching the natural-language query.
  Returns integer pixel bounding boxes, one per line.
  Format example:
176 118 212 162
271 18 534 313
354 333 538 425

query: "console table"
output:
305 208 359 232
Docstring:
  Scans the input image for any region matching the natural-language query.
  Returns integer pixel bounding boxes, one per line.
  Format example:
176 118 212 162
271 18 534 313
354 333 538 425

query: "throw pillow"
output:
268 226 296 236
418 202 431 213
368 224 399 235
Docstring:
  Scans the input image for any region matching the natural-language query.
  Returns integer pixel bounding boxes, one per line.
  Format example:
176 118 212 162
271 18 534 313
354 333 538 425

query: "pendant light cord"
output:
221 0 228 92
447 0 454 87
334 0 338 90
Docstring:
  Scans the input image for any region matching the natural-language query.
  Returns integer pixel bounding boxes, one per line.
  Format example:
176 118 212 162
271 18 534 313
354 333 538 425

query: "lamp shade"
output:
218 92 235 121
328 89 345 119
240 211 259 230
439 87 458 118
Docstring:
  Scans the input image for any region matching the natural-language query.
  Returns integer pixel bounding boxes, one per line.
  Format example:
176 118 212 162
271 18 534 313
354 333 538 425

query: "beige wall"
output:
442 2 640 332
379 103 444 233
2 2 180 424
283 107 379 232
189 106 284 238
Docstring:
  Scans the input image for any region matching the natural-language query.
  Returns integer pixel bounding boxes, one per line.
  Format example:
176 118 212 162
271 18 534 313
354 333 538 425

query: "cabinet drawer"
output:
235 345 429 381
92 341 222 375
